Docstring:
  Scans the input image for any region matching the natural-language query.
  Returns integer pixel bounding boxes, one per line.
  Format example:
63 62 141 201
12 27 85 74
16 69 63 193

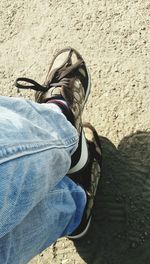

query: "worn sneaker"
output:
15 47 91 174
67 123 102 239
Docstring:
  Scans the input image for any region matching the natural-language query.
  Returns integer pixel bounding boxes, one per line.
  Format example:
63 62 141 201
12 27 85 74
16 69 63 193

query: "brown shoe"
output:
67 123 102 239
15 47 91 173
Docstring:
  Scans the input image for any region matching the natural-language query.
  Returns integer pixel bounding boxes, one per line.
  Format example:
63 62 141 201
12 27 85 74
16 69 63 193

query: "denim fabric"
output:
0 96 86 264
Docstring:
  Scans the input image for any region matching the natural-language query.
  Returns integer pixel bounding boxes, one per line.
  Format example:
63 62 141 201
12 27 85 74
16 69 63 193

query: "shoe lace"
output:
15 60 83 93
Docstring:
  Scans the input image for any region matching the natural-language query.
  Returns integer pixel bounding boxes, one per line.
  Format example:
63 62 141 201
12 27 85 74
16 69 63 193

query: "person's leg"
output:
0 96 86 240
0 47 102 263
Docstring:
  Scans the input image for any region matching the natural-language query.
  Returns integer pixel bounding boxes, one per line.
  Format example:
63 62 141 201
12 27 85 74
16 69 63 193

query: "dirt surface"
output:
0 0 150 263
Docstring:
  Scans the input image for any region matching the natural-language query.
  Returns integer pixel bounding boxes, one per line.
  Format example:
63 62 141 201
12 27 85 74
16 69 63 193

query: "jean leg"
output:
0 177 86 264
0 96 79 238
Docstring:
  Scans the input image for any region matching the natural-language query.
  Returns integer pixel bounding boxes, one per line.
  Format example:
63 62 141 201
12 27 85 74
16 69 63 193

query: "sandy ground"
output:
0 0 150 263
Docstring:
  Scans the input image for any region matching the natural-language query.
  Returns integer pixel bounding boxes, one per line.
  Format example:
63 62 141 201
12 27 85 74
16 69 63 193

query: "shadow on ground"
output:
72 131 150 264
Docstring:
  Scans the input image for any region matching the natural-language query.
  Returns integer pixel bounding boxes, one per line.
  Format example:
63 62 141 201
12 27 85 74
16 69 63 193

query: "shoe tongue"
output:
42 86 62 101
50 86 62 97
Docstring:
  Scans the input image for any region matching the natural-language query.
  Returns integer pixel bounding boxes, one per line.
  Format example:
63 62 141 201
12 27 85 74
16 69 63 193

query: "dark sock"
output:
47 99 75 127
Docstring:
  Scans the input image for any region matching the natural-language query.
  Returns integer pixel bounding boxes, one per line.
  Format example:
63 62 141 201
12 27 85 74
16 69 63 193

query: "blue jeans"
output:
0 96 86 264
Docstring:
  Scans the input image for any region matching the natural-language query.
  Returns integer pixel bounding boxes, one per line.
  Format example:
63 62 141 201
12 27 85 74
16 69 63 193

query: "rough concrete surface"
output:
0 0 150 263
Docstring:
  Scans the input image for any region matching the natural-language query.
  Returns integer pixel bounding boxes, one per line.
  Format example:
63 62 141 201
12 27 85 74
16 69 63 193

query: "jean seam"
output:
0 137 78 164
0 134 78 147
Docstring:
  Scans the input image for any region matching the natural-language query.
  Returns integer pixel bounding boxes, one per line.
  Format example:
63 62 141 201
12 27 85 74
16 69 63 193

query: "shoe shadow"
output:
73 131 150 264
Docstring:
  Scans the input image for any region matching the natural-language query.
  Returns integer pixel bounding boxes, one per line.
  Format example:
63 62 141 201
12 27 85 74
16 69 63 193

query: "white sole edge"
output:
67 217 92 240
84 66 91 105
